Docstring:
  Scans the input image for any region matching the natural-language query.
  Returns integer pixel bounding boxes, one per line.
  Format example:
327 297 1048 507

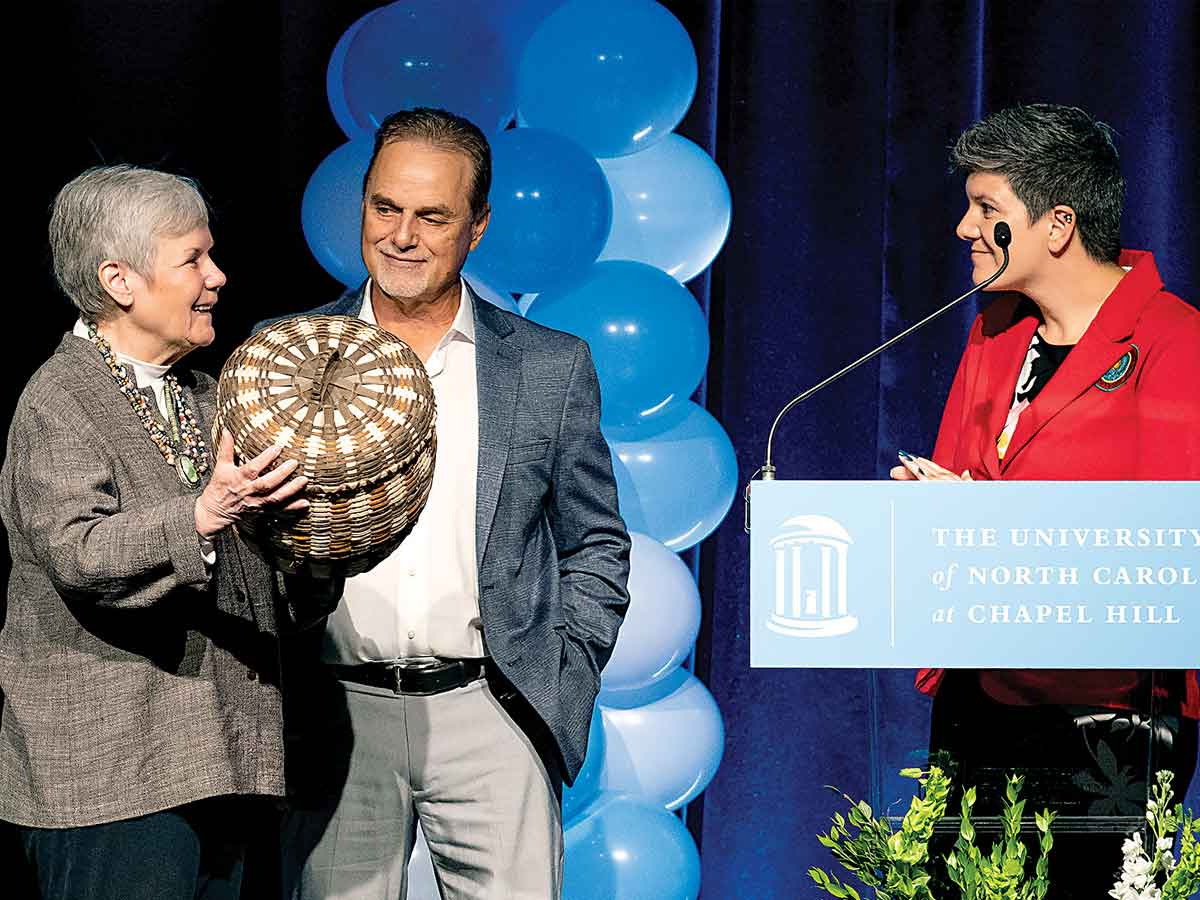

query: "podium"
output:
749 480 1198 885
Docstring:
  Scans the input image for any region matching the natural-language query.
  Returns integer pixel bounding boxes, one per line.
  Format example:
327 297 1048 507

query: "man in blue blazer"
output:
270 108 630 899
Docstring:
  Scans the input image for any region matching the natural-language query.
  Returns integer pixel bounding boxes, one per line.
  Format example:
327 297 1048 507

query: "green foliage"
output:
809 767 948 900
1161 804 1199 900
810 767 1052 900
812 767 1200 899
944 775 1054 900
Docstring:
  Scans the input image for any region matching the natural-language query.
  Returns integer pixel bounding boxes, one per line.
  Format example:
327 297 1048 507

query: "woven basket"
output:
215 315 436 576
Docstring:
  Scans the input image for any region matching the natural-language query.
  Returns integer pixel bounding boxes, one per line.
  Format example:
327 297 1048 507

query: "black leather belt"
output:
329 657 487 696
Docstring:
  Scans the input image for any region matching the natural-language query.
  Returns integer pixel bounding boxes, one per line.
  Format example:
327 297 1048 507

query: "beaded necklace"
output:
86 324 211 486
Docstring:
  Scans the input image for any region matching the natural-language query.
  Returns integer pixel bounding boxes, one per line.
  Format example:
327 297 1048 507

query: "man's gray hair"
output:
950 104 1125 263
49 165 210 322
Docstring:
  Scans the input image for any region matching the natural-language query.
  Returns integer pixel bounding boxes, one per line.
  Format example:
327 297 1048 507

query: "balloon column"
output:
306 3 735 897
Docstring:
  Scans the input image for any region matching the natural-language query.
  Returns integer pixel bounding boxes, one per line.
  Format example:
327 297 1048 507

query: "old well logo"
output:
768 515 858 638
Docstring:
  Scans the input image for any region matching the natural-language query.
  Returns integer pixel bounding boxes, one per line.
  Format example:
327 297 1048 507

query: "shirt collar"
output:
73 318 170 386
359 277 476 345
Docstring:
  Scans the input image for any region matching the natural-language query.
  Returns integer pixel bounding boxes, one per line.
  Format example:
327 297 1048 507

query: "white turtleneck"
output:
73 319 171 417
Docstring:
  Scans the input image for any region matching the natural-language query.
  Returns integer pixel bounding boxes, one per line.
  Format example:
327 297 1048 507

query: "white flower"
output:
1122 832 1145 856
1110 882 1162 900
1110 833 1160 900
1155 836 1174 852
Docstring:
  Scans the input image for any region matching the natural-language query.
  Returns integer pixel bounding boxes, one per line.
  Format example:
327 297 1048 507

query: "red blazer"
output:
918 250 1200 718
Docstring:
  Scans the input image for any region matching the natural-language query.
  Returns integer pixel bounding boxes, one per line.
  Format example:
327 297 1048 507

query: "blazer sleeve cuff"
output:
161 495 211 587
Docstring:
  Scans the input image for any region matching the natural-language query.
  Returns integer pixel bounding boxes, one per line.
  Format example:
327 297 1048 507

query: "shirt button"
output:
247 670 258 681
408 630 416 639
407 569 417 577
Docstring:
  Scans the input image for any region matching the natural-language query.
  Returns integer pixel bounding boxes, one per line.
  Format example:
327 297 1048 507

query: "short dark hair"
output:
362 107 492 222
950 104 1125 263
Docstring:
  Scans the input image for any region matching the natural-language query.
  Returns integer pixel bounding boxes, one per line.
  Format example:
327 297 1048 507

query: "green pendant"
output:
176 454 200 486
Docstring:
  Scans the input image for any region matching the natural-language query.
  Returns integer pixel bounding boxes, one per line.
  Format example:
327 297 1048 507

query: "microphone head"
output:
994 221 1012 248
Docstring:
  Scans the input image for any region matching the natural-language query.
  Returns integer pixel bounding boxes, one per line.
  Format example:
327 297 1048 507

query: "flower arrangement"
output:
810 766 1053 899
811 766 1200 899
1108 771 1198 900
808 766 951 899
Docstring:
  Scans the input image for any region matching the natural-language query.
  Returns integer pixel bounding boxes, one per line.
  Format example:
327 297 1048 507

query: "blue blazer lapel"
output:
326 282 367 317
473 290 520 567
251 282 366 334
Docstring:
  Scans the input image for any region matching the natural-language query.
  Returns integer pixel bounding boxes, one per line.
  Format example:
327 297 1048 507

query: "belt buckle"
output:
390 658 462 695
387 664 406 694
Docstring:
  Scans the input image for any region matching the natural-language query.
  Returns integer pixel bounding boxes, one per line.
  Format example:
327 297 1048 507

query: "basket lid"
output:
216 315 435 494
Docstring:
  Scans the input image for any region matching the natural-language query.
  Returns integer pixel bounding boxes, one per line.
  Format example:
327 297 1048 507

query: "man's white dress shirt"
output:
322 279 484 663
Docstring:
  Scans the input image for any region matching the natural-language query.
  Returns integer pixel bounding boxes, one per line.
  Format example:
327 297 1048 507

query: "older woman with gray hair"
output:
0 165 341 900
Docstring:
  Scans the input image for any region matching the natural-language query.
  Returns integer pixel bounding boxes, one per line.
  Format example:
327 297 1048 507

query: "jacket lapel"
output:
139 385 170 432
977 305 1038 480
999 258 1155 473
472 292 520 567
999 334 1131 472
328 283 367 317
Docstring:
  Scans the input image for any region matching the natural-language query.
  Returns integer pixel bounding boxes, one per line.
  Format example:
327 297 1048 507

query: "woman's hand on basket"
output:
194 433 309 539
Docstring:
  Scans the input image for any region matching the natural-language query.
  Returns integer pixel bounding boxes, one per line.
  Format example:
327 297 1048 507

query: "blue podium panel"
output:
749 481 1198 668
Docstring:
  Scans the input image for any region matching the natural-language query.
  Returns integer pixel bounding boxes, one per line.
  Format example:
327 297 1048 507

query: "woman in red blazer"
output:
893 105 1198 893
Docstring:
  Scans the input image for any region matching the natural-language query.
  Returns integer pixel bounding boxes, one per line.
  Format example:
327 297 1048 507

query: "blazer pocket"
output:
508 439 550 465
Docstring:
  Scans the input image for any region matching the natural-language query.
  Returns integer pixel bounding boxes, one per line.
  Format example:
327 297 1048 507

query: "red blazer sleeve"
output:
1133 313 1200 479
931 314 984 472
917 316 983 698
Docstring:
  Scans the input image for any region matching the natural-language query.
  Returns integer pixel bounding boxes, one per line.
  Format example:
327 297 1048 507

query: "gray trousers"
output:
283 673 563 900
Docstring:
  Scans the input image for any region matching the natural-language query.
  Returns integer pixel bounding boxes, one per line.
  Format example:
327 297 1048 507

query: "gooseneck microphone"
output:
743 221 1012 531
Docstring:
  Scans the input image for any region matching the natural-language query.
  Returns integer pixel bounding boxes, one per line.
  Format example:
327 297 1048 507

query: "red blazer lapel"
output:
999 253 1159 474
978 308 1037 479
1000 334 1133 472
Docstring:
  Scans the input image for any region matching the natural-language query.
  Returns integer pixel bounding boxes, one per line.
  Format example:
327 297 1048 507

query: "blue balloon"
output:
463 273 520 315
327 9 380 139
343 2 516 135
608 451 648 534
517 0 698 158
562 707 606 825
599 135 732 282
301 140 372 288
601 533 699 693
603 402 736 552
479 0 567 57
466 128 611 294
526 261 708 426
600 664 689 710
598 672 723 810
563 794 701 900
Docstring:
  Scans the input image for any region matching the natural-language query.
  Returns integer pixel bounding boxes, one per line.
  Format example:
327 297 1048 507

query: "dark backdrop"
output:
8 2 1199 897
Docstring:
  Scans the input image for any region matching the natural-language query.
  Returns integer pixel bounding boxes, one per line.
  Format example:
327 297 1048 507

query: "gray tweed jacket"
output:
261 285 631 782
0 334 339 828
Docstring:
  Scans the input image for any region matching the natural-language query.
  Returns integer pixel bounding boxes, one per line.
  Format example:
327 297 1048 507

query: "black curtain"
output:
8 2 1200 897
